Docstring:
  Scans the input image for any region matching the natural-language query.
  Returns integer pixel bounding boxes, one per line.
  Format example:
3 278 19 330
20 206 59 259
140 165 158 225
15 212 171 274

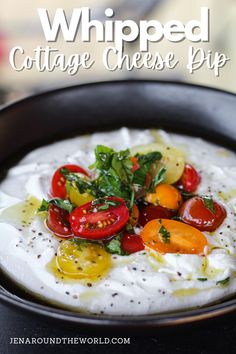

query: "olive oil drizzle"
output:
0 196 41 229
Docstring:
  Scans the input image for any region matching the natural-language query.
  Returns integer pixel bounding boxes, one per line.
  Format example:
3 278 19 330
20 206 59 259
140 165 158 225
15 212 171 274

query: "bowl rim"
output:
0 79 236 328
1 79 236 114
0 289 236 327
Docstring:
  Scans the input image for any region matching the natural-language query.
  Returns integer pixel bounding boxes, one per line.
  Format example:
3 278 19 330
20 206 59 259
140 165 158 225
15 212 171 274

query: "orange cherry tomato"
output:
141 219 208 255
129 204 140 226
145 184 182 210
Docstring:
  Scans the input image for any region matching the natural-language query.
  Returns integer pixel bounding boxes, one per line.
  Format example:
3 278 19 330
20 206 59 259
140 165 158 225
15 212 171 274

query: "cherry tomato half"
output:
56 240 111 280
139 205 172 227
141 219 208 255
178 196 226 232
145 184 182 210
129 204 140 226
177 164 201 193
51 164 88 199
131 157 139 172
121 233 145 254
69 197 129 240
46 204 73 237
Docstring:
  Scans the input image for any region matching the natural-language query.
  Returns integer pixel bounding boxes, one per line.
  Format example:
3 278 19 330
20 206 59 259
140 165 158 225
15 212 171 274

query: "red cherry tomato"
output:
69 197 129 240
178 196 226 232
177 164 201 193
121 233 145 254
46 204 73 237
51 164 88 199
131 157 139 172
139 205 172 227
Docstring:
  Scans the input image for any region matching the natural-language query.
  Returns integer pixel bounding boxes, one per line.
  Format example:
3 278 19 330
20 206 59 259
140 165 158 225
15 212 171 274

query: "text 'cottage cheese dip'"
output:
0 128 236 315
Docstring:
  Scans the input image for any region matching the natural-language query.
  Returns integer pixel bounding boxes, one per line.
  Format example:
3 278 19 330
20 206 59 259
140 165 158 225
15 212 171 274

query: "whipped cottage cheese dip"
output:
0 128 236 316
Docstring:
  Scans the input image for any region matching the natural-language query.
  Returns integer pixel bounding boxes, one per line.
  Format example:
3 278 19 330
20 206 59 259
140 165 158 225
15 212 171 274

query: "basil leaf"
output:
90 145 114 170
38 198 74 214
216 277 230 287
97 169 131 201
50 198 74 213
137 151 162 166
203 196 216 214
111 150 133 182
159 225 171 244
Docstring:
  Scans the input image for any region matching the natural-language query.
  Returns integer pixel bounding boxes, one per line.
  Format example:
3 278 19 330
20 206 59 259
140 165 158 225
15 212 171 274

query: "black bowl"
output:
0 80 236 329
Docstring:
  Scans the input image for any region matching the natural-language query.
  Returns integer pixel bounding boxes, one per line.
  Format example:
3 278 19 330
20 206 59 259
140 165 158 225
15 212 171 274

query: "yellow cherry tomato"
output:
69 185 94 207
131 143 185 184
56 240 111 280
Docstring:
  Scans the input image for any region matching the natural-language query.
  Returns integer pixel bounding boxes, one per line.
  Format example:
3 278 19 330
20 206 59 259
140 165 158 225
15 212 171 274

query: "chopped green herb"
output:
150 167 166 191
105 234 128 256
97 204 110 211
125 223 133 232
171 216 182 221
38 199 49 212
216 277 230 287
133 152 162 187
92 198 121 208
60 168 98 196
197 278 208 282
60 167 71 175
61 146 163 206
179 190 195 200
96 199 121 211
72 238 90 251
159 225 171 244
96 168 132 201
203 196 216 214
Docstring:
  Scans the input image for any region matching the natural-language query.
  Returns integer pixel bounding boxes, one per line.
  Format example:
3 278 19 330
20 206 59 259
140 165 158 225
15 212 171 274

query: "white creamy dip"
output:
0 128 236 315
